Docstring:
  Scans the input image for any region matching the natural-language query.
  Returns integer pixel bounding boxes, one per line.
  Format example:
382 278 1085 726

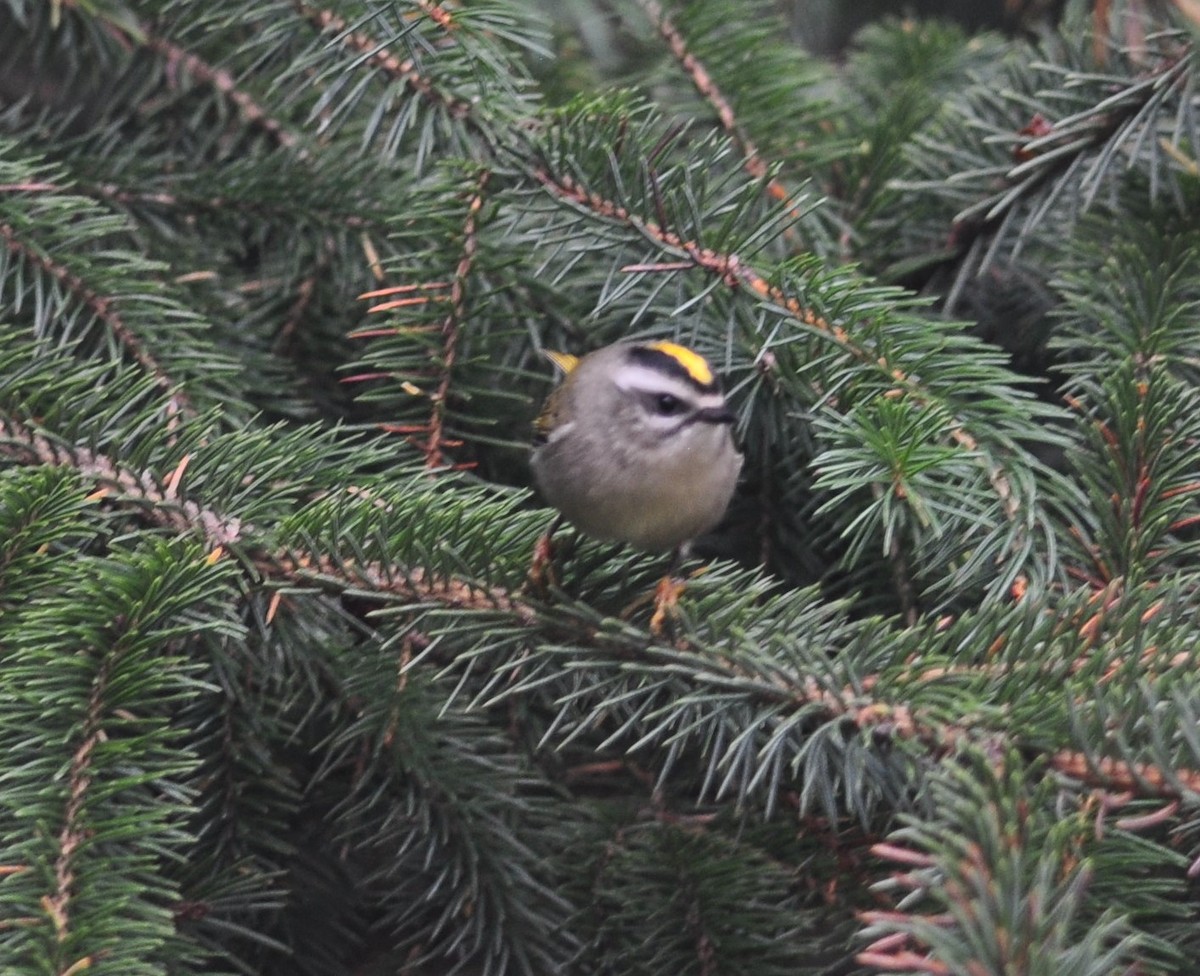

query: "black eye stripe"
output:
637 389 693 418
654 393 683 415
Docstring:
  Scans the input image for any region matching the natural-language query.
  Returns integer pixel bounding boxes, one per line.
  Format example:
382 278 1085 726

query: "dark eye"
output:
653 393 683 416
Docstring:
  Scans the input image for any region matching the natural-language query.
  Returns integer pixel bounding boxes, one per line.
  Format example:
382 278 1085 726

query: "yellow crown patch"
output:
645 341 714 387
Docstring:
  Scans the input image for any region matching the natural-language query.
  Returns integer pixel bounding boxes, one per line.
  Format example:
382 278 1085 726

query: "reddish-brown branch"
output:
43 655 112 949
0 414 241 548
412 0 457 32
798 663 1200 803
352 175 489 469
634 0 802 217
534 166 821 318
262 550 534 624
296 2 474 120
140 34 298 149
0 409 528 623
3 408 1198 810
59 0 299 152
422 170 490 469
0 223 192 419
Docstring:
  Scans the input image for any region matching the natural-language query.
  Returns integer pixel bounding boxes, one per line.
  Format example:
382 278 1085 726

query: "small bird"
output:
530 340 742 621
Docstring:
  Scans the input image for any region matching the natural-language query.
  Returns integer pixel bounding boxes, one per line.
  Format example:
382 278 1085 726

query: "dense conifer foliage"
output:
0 1 1197 972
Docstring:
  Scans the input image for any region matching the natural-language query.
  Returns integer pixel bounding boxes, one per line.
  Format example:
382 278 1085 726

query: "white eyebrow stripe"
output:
611 364 705 401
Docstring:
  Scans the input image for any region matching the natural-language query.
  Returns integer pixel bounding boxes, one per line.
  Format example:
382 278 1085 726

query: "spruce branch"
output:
0 531 243 974
0 391 528 620
0 220 192 418
423 167 489 469
948 48 1192 268
886 7 1197 296
633 0 804 219
293 0 482 134
262 548 534 623
44 646 115 952
125 25 300 150
3 3 1200 970
858 752 1153 976
1051 213 1200 586
357 167 491 469
0 413 242 548
10 388 1191 813
2 410 1197 970
526 157 1025 527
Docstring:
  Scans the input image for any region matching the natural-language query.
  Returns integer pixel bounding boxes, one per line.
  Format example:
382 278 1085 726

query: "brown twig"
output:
296 2 474 121
43 653 112 952
412 0 457 32
634 0 804 219
3 407 1197 811
423 169 490 469
0 407 533 640
353 173 490 469
0 223 192 419
262 549 534 624
140 34 299 150
59 0 300 152
0 414 241 548
782 667 1200 802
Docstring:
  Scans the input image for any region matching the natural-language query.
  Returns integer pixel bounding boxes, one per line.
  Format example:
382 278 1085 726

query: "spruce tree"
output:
1 1 1198 973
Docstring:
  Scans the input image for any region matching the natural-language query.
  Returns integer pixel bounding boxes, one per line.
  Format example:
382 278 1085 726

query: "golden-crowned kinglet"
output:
531 340 742 553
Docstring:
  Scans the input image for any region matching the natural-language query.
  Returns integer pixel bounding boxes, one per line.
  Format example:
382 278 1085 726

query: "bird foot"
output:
648 574 686 637
526 531 559 595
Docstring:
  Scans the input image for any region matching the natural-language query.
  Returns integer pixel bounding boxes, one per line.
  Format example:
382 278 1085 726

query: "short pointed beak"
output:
696 405 737 425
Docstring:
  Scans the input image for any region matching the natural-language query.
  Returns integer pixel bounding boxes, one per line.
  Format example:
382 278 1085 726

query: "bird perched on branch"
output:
529 339 742 629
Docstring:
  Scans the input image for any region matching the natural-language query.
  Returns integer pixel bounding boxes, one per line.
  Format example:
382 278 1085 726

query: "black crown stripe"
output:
626 345 721 393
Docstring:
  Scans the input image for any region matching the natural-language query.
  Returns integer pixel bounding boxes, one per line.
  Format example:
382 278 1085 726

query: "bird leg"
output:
527 513 564 594
648 546 686 637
